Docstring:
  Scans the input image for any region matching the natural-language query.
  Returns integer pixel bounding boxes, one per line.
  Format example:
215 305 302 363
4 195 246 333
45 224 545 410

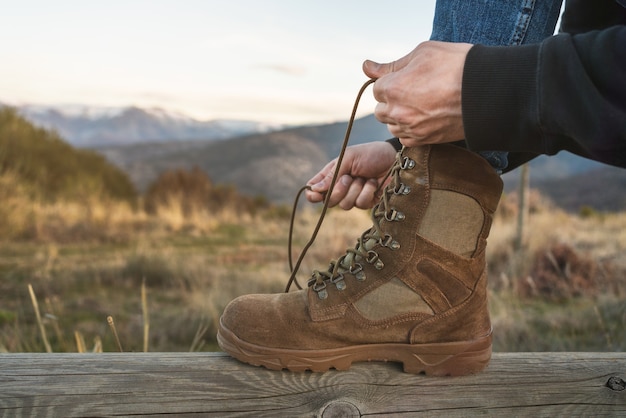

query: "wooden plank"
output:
0 352 624 417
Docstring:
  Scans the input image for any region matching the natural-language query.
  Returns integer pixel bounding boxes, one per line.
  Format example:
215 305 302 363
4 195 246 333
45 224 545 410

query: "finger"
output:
306 171 327 190
374 101 396 125
355 179 380 209
305 171 331 203
398 137 424 148
305 188 325 203
304 170 352 203
306 161 337 193
371 77 388 102
362 60 391 79
338 177 366 210
327 174 354 208
363 49 414 79
386 124 404 139
373 102 404 138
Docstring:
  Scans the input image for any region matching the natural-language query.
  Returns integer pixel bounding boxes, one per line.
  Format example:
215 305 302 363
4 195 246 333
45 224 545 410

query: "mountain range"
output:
9 104 282 147
9 103 625 212
96 114 390 201
95 112 625 212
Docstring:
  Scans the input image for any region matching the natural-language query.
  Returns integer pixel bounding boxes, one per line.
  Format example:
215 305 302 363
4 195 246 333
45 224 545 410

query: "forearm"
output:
462 26 626 170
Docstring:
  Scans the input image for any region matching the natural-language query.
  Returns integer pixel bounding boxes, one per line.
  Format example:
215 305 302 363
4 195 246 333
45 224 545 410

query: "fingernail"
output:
310 181 325 191
363 59 376 67
363 60 380 73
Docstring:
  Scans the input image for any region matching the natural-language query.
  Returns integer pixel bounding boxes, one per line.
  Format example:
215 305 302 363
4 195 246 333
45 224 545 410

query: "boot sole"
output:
217 320 491 376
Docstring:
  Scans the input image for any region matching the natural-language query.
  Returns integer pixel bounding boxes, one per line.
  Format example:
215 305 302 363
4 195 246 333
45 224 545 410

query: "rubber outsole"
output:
217 320 491 377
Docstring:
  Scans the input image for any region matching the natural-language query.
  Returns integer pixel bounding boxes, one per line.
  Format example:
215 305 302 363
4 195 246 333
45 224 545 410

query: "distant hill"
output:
8 101 622 211
7 104 282 147
96 114 391 200
0 108 136 203
531 165 626 212
501 152 625 212
95 113 626 211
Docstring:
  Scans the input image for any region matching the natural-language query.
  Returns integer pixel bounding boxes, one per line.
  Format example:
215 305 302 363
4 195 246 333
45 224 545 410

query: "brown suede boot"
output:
217 144 503 376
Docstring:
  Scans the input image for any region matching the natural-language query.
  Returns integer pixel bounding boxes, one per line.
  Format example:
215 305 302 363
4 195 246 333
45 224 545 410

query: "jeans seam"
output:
510 0 537 45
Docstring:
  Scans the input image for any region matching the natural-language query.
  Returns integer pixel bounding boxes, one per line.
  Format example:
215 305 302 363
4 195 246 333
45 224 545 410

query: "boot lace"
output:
285 80 414 299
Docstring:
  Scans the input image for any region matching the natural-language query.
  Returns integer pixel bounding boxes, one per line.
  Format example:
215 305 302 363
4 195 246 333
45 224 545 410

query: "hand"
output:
363 41 472 147
305 141 397 210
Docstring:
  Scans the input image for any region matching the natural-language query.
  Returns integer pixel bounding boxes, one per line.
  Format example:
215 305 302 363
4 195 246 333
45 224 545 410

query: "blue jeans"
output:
430 0 564 171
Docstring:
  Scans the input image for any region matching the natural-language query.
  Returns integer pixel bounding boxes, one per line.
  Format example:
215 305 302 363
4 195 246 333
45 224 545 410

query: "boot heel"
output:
402 336 492 376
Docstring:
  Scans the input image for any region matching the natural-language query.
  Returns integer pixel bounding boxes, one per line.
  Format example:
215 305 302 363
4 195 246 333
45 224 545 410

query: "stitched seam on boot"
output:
353 277 435 320
309 302 349 321
347 304 432 329
417 189 484 257
409 272 490 343
412 236 483 290
409 295 490 340
430 181 502 215
417 260 472 310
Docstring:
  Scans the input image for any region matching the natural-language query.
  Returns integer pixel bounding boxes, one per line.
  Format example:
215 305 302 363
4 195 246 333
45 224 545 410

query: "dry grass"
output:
488 205 626 290
1 187 624 353
487 199 626 352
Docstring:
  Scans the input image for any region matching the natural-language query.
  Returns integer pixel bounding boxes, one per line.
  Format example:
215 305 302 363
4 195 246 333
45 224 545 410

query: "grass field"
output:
1 192 625 354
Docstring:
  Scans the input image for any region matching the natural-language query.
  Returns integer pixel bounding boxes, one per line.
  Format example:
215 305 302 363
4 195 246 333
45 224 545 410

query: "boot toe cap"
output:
219 290 309 348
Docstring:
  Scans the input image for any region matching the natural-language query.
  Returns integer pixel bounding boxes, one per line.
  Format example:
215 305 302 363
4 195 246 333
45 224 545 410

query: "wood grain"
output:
1 352 624 417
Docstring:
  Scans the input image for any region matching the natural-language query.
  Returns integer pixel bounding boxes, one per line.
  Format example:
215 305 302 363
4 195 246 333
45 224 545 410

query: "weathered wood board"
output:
1 352 624 417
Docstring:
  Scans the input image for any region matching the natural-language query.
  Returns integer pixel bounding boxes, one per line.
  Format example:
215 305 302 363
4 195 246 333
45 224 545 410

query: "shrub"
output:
144 167 213 215
520 243 599 300
143 167 271 217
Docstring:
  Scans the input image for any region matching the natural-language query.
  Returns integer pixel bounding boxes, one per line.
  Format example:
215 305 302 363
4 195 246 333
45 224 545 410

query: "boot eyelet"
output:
313 281 326 292
366 250 379 264
394 183 411 195
330 273 346 290
385 209 405 222
349 263 366 281
312 281 328 299
366 251 385 270
381 234 400 250
401 157 416 170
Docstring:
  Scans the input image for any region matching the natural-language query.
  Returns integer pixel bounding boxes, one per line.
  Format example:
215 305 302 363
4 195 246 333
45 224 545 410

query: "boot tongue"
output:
338 226 380 270
363 231 380 250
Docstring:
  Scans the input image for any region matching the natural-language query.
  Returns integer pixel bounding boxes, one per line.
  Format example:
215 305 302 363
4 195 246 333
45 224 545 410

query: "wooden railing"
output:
1 352 624 417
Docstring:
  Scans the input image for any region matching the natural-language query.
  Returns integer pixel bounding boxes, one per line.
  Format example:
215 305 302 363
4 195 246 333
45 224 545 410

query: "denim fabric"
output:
430 0 563 171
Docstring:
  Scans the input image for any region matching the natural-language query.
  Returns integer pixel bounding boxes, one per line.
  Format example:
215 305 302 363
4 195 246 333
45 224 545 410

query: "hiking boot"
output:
217 144 503 376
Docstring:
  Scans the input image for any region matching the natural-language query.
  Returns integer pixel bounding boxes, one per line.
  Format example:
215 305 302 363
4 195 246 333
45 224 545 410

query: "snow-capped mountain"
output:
9 104 282 147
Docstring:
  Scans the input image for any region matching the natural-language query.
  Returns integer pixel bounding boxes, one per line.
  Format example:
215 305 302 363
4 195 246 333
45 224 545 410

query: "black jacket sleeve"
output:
462 25 626 172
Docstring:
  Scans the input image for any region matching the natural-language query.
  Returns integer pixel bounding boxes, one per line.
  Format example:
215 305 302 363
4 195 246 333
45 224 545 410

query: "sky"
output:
0 1 436 125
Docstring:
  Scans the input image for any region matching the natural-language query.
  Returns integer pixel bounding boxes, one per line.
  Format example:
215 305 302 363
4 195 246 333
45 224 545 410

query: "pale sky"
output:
0 1 436 124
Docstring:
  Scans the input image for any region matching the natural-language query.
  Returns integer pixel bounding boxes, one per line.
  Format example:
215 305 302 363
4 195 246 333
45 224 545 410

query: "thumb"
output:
362 59 390 79
363 48 416 78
